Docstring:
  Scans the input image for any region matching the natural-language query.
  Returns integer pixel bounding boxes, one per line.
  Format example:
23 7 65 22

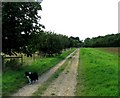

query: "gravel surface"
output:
42 49 79 96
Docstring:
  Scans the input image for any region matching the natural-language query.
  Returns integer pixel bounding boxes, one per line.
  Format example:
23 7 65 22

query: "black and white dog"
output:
25 72 38 84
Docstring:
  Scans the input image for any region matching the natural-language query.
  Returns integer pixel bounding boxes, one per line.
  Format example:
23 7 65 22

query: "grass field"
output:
2 48 75 96
97 48 119 55
76 48 118 96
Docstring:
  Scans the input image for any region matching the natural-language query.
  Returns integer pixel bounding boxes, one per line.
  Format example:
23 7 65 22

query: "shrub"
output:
4 59 22 70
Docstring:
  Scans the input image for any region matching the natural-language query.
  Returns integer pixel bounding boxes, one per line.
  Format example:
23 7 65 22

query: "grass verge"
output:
0 73 2 97
76 48 118 96
32 56 72 96
2 48 76 96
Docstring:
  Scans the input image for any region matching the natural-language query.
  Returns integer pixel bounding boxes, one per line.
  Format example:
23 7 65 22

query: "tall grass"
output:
76 48 118 96
0 73 2 97
2 48 75 96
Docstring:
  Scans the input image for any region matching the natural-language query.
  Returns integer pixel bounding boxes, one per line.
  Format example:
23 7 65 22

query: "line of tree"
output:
2 2 81 57
83 33 120 47
27 31 82 57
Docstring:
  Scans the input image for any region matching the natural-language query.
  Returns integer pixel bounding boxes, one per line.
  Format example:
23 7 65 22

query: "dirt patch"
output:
11 50 76 96
42 49 79 96
97 48 119 54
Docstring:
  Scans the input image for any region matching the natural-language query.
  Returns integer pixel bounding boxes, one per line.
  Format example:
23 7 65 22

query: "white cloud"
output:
39 0 119 40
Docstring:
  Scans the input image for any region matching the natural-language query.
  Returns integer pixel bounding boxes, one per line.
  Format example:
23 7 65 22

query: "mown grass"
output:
2 48 75 96
76 48 118 96
32 56 72 96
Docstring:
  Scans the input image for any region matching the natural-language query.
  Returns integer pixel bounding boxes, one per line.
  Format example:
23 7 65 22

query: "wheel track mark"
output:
42 49 79 96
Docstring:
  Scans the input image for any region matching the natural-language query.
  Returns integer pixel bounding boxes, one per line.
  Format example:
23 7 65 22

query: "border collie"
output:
25 72 38 84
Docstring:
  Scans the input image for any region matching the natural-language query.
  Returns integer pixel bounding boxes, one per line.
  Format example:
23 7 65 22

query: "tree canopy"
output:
2 2 45 56
83 33 120 47
2 2 81 57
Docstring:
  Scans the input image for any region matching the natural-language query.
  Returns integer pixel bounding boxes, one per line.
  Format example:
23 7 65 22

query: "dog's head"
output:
25 72 32 76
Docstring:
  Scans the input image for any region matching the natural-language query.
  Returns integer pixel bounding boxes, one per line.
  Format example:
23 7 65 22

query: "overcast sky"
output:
39 0 119 40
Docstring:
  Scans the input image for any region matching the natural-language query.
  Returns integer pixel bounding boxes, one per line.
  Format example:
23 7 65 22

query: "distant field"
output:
97 48 119 54
76 48 118 96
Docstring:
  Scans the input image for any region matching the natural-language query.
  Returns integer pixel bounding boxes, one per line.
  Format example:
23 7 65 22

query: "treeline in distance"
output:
83 33 120 47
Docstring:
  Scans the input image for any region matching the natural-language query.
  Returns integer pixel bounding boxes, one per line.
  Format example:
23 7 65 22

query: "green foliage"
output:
4 59 22 70
0 73 2 97
83 33 120 47
2 2 81 57
76 48 118 96
69 36 82 47
2 2 44 56
30 31 80 56
2 48 75 96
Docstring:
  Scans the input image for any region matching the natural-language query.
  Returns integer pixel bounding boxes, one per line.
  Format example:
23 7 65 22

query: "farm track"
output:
42 49 79 96
11 49 77 96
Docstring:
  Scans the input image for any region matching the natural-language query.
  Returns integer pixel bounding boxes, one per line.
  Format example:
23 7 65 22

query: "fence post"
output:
21 54 23 64
2 55 5 69
33 53 35 61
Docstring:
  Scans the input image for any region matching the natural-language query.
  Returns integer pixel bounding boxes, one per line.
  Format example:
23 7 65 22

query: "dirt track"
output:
12 49 77 96
42 49 79 96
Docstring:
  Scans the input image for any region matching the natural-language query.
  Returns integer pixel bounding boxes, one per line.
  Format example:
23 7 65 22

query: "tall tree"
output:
2 2 45 56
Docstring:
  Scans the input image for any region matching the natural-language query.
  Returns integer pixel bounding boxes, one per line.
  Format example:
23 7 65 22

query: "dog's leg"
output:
32 80 35 84
26 76 31 84
36 79 38 82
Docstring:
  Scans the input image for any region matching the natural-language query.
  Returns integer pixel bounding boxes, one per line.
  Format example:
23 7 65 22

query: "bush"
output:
4 59 22 70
